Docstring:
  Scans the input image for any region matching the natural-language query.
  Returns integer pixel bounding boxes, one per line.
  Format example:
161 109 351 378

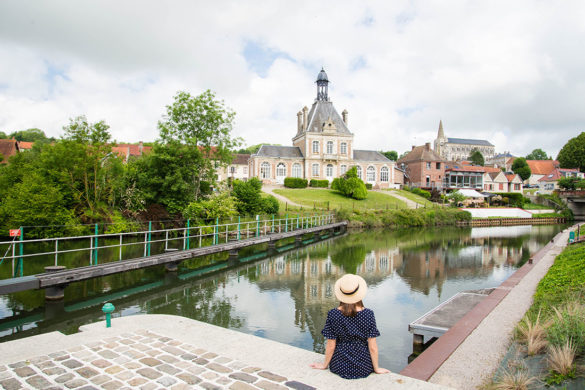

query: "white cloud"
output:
1 0 585 157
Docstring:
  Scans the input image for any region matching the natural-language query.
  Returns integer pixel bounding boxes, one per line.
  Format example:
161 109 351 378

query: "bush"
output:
262 195 280 214
352 182 368 200
284 177 308 188
365 183 373 190
494 192 526 207
411 187 431 199
310 179 329 188
547 306 585 357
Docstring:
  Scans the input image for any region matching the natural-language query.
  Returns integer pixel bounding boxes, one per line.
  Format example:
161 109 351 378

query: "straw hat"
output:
334 274 367 304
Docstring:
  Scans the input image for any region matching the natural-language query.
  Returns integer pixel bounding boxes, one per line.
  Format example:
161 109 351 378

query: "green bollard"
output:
102 303 115 328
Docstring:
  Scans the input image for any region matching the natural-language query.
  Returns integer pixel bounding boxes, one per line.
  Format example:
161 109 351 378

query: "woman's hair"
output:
339 300 364 317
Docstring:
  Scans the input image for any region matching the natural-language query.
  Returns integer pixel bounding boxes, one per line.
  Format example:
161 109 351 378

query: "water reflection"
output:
0 224 565 372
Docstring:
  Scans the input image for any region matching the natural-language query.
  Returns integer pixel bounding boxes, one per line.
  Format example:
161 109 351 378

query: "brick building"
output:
397 143 445 189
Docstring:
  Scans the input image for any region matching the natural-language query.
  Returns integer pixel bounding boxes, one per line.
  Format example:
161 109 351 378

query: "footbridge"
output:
559 190 585 220
0 214 346 300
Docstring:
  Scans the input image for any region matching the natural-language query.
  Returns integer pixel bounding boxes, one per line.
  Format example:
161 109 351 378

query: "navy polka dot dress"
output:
321 308 381 379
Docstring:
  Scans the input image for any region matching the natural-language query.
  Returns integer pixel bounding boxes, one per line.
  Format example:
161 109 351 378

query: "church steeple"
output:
316 68 329 101
437 120 445 139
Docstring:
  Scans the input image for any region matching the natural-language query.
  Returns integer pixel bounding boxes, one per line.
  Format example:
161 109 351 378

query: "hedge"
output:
494 192 527 207
310 179 329 188
365 183 373 190
284 177 308 188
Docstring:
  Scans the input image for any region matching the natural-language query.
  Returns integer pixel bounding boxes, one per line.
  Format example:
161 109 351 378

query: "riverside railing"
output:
0 214 335 279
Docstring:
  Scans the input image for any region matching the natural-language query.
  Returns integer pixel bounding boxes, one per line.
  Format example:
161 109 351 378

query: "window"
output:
312 163 319 176
292 163 302 178
341 142 347 154
230 166 236 174
499 183 504 190
312 140 319 154
380 166 389 182
326 164 333 177
436 162 441 169
276 163 286 177
426 176 430 186
326 141 333 154
367 166 375 182
356 166 362 179
514 183 520 190
340 165 347 175
426 162 431 169
260 162 271 179
243 167 248 175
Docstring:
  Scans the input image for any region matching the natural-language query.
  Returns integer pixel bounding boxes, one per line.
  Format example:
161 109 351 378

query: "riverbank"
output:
0 314 450 390
338 207 472 228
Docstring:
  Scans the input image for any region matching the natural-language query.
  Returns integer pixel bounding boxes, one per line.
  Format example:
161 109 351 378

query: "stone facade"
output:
249 69 398 189
434 120 495 162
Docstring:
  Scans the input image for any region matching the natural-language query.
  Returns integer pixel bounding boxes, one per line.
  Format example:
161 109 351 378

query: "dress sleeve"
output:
366 310 381 339
321 310 337 340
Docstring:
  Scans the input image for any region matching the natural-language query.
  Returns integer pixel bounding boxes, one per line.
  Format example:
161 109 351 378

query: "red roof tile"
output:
525 160 559 175
18 141 34 150
0 139 20 163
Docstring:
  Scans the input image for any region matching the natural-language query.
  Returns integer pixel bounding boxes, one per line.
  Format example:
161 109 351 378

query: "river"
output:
0 224 566 372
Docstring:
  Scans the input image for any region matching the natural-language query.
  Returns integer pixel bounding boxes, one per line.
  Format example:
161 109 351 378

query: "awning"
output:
456 189 489 198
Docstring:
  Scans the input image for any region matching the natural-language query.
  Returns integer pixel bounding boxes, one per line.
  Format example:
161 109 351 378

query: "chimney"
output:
297 111 303 132
412 145 416 151
425 142 431 151
139 141 143 154
302 106 308 130
342 109 348 125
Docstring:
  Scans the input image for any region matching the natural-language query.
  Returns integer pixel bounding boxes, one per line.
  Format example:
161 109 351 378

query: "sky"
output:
1 1 585 158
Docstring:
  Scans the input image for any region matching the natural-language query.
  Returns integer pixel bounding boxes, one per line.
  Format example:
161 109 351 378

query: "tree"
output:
469 149 484 166
158 90 241 200
557 177 578 190
447 191 466 207
331 167 368 200
525 148 549 160
557 132 585 172
9 128 54 143
381 150 398 161
512 157 532 181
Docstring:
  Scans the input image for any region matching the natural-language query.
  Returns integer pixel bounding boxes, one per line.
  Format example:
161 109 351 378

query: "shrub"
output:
494 192 526 207
352 182 368 200
284 177 308 188
262 195 280 214
310 179 329 188
331 177 343 192
411 187 431 199
547 305 585 356
365 183 373 190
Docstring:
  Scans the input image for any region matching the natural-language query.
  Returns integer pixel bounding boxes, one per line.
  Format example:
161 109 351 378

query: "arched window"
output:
340 165 347 175
326 164 333 177
276 163 286 177
326 141 334 154
260 162 271 179
292 163 302 178
312 163 320 176
312 141 319 154
340 142 347 155
380 166 389 182
367 166 375 182
356 166 362 179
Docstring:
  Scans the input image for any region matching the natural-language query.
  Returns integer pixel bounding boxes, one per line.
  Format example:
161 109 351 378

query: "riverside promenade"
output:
0 314 450 390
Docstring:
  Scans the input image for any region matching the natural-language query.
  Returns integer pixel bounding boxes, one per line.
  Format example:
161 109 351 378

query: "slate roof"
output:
447 137 493 147
232 154 250 165
397 145 443 163
353 150 391 162
255 145 304 158
303 101 352 135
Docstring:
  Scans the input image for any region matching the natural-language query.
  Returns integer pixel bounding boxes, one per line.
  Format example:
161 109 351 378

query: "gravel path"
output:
261 185 304 208
374 190 419 209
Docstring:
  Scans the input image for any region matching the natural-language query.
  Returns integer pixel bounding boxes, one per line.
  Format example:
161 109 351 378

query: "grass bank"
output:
273 188 407 210
336 207 471 228
386 189 435 207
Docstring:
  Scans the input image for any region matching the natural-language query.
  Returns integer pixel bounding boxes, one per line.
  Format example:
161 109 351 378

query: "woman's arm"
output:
367 338 390 374
310 339 336 369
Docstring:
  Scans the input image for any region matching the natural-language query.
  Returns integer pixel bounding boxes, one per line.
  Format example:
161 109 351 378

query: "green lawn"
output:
273 188 407 210
390 189 435 206
522 202 553 210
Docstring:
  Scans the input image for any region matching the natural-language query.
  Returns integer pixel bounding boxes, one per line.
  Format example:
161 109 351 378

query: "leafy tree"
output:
331 167 368 200
577 179 585 190
232 178 264 215
525 148 549 160
261 195 279 214
381 150 398 161
469 149 484 166
557 132 585 172
512 157 532 181
557 177 578 190
0 131 7 139
184 192 238 222
158 90 241 200
9 128 54 143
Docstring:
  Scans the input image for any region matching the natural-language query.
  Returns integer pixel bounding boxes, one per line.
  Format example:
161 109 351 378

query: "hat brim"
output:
334 275 367 304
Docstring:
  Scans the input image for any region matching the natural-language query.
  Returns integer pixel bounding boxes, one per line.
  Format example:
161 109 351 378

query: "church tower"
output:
434 120 447 158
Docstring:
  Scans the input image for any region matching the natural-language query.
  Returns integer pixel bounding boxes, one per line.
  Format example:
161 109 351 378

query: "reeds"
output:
493 369 538 390
516 311 547 356
547 340 576 376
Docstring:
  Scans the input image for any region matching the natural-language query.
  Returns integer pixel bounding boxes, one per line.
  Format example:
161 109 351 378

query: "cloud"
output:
1 0 585 157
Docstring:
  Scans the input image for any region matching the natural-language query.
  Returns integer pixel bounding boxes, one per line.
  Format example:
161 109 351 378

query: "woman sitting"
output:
310 274 390 379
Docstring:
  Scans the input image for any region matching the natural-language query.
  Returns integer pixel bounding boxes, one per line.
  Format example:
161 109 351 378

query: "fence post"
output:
297 215 299 230
214 218 219 245
237 216 241 240
119 234 123 260
185 219 190 250
15 227 24 277
256 215 260 237
285 214 288 232
147 221 152 257
94 223 99 265
272 214 275 233
55 239 58 266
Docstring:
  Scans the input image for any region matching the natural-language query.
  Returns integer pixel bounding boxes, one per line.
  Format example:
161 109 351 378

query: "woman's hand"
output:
374 367 390 374
310 362 328 370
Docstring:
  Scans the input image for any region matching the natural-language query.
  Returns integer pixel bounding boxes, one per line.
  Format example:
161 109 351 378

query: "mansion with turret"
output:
249 69 399 188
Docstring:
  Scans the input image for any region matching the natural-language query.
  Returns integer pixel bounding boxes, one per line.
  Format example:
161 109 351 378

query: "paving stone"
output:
72 351 94 360
187 366 205 375
85 341 102 348
258 371 287 382
139 357 162 367
105 366 124 375
214 357 232 364
180 353 197 360
206 362 231 374
113 346 129 353
139 383 157 390
167 340 182 346
68 346 84 353
202 372 219 380
114 370 134 381
55 373 76 383
49 352 68 359
8 361 26 369
158 337 172 343
29 356 49 365
123 362 141 370
104 342 119 349
104 337 121 343
76 367 99 378
228 361 247 370
91 359 112 369
174 361 192 369
256 380 288 390
112 356 131 365
131 343 150 351
119 339 136 345
161 346 184 355
122 350 145 359
201 352 218 359
0 371 12 380
43 366 66 376
216 377 233 385
26 375 53 389
194 358 209 365
151 342 165 348
62 359 83 369
143 349 161 357
136 368 162 380
78 386 99 390
242 367 261 373
64 378 88 388
90 374 111 385
170 384 192 390
98 350 119 359
156 376 177 387
192 348 207 355
176 372 201 385
285 381 316 390
156 364 180 375
14 366 36 377
199 382 222 390
230 381 258 390
229 372 258 383
54 354 71 361
0 377 22 390
36 360 56 369
127 377 148 387
101 380 124 390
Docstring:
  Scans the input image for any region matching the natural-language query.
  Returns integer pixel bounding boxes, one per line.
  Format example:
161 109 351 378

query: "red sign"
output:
9 229 21 237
